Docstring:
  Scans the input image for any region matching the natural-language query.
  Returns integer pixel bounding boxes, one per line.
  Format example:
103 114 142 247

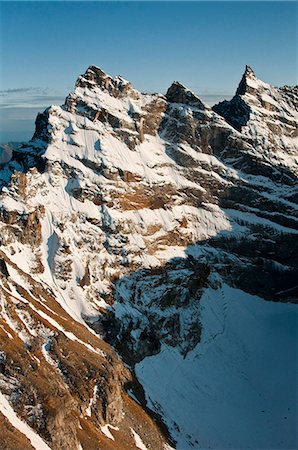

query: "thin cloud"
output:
0 87 67 143
0 86 66 109
0 87 59 96
0 97 65 109
0 87 35 95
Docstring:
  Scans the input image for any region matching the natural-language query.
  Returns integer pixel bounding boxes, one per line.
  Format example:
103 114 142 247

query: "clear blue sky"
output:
0 1 297 142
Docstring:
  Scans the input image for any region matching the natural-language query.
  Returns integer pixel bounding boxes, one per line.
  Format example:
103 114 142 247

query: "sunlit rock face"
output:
0 65 297 450
214 65 298 175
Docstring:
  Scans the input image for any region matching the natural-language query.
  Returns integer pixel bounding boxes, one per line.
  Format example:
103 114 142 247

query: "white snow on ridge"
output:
136 284 298 449
0 392 52 450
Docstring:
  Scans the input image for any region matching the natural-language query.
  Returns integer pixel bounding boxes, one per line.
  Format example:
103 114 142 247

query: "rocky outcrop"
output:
93 259 210 364
0 258 9 277
166 81 206 109
75 65 140 100
213 95 251 131
0 204 44 248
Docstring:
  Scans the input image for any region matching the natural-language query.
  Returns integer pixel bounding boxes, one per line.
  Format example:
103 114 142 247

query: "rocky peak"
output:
75 64 139 100
244 64 255 77
236 65 257 96
60 65 168 150
166 80 206 109
213 66 298 175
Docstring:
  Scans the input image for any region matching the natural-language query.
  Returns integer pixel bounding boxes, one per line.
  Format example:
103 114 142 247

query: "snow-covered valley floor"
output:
136 284 297 449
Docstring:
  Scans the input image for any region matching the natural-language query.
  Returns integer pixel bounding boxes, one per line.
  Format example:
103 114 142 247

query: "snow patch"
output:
0 392 51 450
100 424 119 441
130 428 148 450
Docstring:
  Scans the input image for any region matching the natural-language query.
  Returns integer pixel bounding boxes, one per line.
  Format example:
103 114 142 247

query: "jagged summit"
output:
78 64 129 86
75 64 136 100
75 65 209 110
166 80 206 109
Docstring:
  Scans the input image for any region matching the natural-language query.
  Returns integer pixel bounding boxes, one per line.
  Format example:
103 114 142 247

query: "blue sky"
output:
0 1 297 142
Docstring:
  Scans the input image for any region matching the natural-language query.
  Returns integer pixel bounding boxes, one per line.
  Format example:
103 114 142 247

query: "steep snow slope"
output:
0 65 297 449
136 283 298 449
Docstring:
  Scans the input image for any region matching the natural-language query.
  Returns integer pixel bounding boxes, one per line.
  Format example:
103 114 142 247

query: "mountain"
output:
0 65 297 450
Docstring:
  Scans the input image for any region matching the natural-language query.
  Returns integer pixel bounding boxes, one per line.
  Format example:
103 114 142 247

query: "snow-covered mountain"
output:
0 65 297 450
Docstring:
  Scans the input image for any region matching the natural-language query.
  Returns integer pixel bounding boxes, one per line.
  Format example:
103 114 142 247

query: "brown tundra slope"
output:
0 65 297 449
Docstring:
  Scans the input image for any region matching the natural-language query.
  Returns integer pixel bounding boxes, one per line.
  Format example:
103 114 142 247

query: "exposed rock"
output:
213 95 251 131
166 81 206 109
236 65 257 96
76 65 140 100
93 259 210 363
0 259 9 277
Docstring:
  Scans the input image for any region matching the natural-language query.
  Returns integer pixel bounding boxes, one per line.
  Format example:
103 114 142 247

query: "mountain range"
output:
0 65 297 450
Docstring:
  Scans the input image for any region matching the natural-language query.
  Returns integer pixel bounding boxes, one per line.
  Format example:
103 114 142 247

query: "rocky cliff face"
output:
0 65 297 449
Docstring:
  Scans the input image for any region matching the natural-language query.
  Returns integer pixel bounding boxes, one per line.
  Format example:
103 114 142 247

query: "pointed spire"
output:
236 65 257 96
244 65 256 79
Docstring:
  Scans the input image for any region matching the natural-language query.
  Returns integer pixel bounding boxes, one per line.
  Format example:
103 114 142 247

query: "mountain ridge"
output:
0 65 297 450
